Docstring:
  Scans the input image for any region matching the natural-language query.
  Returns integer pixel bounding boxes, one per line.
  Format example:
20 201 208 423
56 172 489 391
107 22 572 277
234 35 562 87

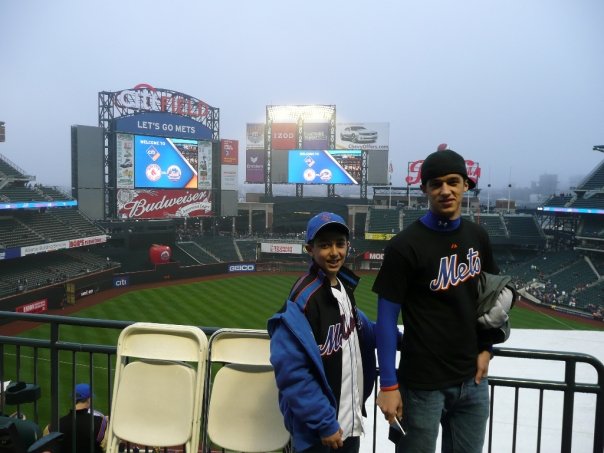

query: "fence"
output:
0 311 602 453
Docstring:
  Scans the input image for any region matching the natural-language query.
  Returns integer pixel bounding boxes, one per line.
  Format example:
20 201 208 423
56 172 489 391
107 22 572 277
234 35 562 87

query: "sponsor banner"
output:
364 232 395 240
113 112 213 140
117 189 213 219
246 123 265 149
271 123 297 150
246 149 265 183
302 123 330 149
221 139 239 165
69 235 107 249
0 248 22 260
113 275 130 288
228 263 256 272
406 159 481 186
362 252 385 260
260 243 304 254
198 141 212 190
22 241 70 256
79 287 97 298
116 133 134 189
336 123 389 150
288 150 361 184
221 164 238 191
0 200 77 211
16 299 48 314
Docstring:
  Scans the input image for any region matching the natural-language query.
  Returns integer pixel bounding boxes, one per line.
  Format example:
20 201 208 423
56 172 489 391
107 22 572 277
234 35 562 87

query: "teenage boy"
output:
373 147 499 453
268 212 376 453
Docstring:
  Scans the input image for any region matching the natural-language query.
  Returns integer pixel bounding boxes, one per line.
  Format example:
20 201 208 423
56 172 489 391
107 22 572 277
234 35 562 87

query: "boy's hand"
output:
377 390 403 424
475 349 491 384
321 427 344 449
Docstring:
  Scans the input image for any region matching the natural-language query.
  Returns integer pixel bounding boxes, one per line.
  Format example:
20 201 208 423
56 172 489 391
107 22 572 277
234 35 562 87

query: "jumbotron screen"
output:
288 149 361 184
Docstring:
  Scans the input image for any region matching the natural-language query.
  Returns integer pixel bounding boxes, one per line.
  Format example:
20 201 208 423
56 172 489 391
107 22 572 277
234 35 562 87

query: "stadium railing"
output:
0 311 602 453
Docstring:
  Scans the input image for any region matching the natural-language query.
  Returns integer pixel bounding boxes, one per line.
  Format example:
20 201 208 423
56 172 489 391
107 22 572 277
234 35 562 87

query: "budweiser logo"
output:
118 190 211 218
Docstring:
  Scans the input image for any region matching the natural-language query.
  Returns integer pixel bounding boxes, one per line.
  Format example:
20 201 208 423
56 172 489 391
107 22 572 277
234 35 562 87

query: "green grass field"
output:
5 272 603 426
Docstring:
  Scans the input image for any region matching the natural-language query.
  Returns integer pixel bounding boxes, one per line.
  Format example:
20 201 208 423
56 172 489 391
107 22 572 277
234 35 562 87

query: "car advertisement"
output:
302 123 330 149
134 135 198 189
246 123 265 149
246 149 265 183
336 122 389 150
288 150 361 185
271 123 297 150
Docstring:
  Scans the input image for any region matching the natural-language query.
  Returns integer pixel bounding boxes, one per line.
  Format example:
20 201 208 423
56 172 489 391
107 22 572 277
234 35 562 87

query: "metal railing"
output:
0 311 602 453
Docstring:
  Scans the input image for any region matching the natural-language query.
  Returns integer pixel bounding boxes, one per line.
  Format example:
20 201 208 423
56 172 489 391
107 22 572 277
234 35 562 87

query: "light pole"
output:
487 184 491 214
507 183 512 213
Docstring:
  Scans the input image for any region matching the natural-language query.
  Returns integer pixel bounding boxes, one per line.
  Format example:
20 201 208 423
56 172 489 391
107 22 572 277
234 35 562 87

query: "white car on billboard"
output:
340 125 378 143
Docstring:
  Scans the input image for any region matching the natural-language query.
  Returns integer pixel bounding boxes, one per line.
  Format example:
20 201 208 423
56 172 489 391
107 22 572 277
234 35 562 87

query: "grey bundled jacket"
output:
477 272 517 344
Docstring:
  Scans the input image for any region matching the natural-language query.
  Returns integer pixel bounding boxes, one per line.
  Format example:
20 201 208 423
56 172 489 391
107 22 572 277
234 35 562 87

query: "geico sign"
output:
228 264 256 272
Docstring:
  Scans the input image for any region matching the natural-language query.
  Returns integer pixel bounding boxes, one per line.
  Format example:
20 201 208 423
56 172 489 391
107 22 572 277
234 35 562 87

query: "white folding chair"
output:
105 322 208 453
203 328 290 452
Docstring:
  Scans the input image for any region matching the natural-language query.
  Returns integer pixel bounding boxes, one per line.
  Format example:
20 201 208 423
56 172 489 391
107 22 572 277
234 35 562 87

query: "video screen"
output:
134 135 199 189
288 149 361 185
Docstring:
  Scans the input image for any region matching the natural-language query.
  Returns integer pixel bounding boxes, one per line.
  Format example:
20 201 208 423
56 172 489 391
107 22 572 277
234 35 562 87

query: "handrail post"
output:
49 321 60 432
594 370 604 453
561 360 576 453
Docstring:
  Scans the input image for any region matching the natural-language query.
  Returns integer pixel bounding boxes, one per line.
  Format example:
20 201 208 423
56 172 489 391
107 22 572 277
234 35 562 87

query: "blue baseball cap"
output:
74 383 91 400
306 212 350 243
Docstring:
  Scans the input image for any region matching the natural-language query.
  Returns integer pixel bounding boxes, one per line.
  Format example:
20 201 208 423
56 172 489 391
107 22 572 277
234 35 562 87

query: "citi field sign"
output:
112 83 215 121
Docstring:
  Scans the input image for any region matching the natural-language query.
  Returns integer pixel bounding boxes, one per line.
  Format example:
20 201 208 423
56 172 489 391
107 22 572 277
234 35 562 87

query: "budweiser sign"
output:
117 189 213 219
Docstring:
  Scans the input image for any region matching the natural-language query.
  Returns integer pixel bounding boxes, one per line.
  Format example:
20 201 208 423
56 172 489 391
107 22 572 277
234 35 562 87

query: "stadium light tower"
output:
0 121 5 142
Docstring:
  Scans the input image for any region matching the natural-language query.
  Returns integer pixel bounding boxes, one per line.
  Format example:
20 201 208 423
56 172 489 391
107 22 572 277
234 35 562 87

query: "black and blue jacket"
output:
267 263 376 453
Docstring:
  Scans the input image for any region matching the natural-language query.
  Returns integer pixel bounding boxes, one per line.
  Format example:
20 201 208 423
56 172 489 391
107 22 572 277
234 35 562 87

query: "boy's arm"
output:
375 297 403 423
270 323 340 440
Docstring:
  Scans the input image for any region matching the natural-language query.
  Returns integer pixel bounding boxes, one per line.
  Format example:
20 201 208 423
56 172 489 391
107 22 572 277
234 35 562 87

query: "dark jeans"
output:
299 436 360 453
396 377 490 453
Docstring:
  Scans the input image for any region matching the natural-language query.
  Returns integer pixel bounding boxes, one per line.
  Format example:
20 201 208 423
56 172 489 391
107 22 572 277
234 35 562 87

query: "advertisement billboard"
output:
336 122 389 150
117 189 212 219
288 150 361 185
197 141 212 190
246 149 265 183
116 133 134 189
221 165 238 191
221 139 239 165
406 159 481 186
246 123 265 149
271 123 297 150
302 123 330 149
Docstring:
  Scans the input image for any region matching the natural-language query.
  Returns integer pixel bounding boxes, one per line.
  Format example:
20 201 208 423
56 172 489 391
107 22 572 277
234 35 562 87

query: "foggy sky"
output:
1 0 603 193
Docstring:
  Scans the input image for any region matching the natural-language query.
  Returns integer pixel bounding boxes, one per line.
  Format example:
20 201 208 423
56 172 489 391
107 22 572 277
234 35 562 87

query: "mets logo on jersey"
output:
430 247 481 291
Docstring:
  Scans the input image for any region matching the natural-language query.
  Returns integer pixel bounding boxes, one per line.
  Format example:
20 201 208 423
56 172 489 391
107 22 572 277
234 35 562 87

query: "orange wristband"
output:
380 383 399 391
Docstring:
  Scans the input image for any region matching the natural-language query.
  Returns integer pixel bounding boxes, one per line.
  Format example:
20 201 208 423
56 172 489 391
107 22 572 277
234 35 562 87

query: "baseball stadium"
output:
0 85 602 452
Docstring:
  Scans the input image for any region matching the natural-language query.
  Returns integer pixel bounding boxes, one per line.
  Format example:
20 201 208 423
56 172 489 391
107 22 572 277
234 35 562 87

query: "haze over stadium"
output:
1 0 604 195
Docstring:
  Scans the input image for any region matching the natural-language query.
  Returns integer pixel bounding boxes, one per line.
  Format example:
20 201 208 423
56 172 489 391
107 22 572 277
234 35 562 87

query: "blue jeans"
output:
396 377 489 453
298 436 360 453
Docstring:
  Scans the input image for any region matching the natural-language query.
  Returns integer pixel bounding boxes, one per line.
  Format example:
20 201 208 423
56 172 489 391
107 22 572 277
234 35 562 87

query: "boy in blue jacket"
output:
268 212 376 453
